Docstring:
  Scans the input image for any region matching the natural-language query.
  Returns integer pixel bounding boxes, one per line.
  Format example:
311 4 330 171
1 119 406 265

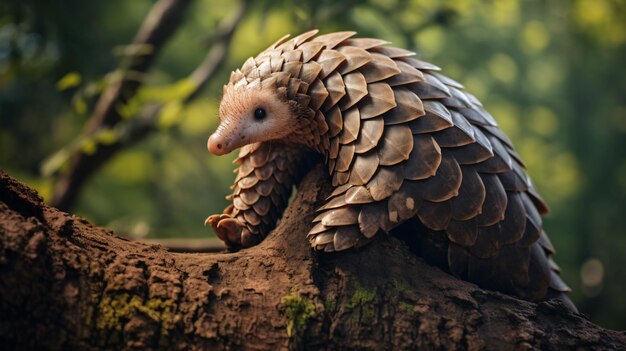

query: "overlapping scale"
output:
360 53 401 83
357 83 396 119
317 50 346 79
337 46 372 74
387 182 422 223
404 135 442 180
344 38 390 49
349 151 379 185
418 200 452 231
450 166 486 221
385 60 425 86
339 71 368 110
322 72 346 111
416 154 462 202
382 88 424 125
354 117 384 153
475 174 508 227
377 125 413 166
358 201 392 238
340 107 360 144
367 164 404 201
311 31 357 49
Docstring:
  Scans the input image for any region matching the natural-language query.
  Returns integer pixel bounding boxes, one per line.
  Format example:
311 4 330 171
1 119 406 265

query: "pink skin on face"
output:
207 86 296 156
207 131 229 156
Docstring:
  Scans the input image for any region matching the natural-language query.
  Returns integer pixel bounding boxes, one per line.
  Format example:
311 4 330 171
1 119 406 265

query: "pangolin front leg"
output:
205 141 310 248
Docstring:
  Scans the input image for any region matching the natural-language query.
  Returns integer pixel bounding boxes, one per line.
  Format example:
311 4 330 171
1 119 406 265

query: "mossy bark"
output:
0 168 624 350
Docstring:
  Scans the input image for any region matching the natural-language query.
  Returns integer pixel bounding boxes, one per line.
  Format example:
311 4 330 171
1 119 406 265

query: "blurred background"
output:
0 0 625 329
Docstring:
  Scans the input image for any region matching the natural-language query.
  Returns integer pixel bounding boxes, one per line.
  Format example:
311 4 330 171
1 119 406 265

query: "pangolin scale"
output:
205 30 571 303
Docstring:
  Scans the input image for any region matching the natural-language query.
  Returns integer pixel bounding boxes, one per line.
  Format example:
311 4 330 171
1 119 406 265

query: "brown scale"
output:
205 30 571 304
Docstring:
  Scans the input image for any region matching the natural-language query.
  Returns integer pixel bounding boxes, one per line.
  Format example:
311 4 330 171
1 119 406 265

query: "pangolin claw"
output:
205 213 244 248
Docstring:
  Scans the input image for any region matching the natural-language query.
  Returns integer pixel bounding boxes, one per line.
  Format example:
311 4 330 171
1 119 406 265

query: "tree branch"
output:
1 167 624 350
50 0 248 212
50 0 192 211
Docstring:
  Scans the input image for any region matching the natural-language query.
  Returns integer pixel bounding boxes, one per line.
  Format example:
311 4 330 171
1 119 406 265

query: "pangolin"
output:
205 30 572 304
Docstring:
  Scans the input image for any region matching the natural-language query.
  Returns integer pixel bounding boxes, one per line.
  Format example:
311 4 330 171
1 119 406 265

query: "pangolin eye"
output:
254 108 266 121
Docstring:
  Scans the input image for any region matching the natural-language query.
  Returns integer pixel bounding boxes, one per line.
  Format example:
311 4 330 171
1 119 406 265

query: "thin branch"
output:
85 0 193 134
50 0 248 211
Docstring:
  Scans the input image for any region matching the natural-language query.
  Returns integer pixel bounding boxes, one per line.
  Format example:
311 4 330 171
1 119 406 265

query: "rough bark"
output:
1 167 624 351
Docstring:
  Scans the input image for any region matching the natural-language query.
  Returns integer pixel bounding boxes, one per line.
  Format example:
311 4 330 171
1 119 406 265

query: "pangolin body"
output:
205 30 571 303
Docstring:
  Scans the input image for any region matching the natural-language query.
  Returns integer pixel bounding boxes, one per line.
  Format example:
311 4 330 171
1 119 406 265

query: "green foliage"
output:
1 0 625 329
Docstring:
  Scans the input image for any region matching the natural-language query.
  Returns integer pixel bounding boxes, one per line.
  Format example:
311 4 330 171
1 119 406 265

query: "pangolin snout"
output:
207 132 229 156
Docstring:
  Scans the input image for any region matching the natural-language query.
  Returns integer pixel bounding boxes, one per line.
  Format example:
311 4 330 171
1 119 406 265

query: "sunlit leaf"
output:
41 148 72 177
528 106 558 137
56 72 82 91
180 99 218 136
488 53 518 85
81 139 97 155
490 0 520 28
139 78 196 103
413 26 445 57
158 101 183 129
520 21 550 54
96 128 120 145
117 96 142 119
73 97 87 114
104 150 154 183
525 57 564 95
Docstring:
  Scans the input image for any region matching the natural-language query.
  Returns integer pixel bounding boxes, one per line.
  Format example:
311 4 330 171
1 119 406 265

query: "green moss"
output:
344 282 377 322
392 278 407 293
282 292 316 337
323 299 336 313
96 293 179 333
346 282 377 309
399 301 414 315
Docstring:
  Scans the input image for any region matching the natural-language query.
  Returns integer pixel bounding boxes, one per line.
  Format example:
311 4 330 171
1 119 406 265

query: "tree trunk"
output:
0 167 624 350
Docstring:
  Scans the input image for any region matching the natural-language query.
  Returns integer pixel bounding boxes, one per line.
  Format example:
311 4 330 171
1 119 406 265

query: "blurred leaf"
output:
56 72 82 91
96 128 120 145
117 95 142 119
139 78 196 103
488 53 518 85
414 26 445 56
525 57 564 96
81 139 98 156
104 149 154 183
158 101 184 129
528 106 558 137
41 147 72 177
520 21 550 54
180 99 218 136
73 96 87 114
490 0 519 28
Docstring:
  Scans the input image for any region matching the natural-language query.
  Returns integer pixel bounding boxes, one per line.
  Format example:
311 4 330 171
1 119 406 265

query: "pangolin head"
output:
208 29 341 155
208 82 298 155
